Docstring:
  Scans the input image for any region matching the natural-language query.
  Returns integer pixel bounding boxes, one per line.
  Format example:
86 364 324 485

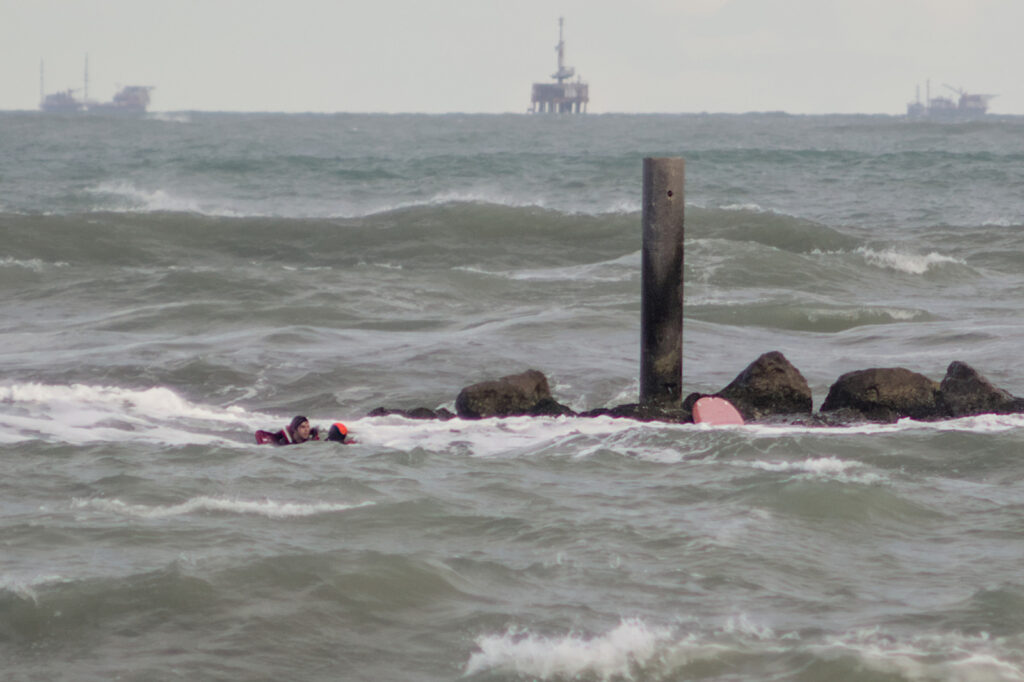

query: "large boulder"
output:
455 370 573 419
821 367 941 422
939 361 1024 417
716 351 813 421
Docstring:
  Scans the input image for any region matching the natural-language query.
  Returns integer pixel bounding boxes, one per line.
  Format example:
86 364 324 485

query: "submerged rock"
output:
716 351 813 421
939 361 1024 417
821 367 941 422
455 369 574 419
367 406 455 420
580 402 691 423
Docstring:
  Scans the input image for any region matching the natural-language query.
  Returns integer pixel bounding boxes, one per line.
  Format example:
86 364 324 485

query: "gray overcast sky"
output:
3 0 1022 114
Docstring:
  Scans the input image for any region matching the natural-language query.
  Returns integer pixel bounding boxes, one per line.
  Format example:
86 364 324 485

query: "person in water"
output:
325 422 349 443
255 416 349 445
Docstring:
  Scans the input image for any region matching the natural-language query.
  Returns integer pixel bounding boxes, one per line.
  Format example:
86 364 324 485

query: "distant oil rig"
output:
906 80 995 121
530 18 589 114
39 57 153 113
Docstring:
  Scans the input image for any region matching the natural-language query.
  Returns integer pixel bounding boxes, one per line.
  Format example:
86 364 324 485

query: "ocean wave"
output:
719 202 768 213
856 246 966 275
86 181 245 217
0 382 273 445
0 382 249 423
71 496 373 519
736 456 885 485
466 617 1024 681
687 301 936 332
0 573 72 603
808 628 1024 682
454 252 640 283
466 618 673 679
68 179 644 220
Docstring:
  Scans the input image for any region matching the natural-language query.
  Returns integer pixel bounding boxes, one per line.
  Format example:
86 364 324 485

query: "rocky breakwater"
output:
369 356 1024 425
820 361 1024 423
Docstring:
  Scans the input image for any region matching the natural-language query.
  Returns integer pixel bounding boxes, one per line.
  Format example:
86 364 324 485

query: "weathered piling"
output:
640 157 685 406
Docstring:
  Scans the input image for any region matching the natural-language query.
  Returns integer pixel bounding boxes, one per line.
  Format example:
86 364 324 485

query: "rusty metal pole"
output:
640 157 685 407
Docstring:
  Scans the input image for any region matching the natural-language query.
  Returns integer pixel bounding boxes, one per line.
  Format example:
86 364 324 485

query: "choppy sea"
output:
4 111 1024 681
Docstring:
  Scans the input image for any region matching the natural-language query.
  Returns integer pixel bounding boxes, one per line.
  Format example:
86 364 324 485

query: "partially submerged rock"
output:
821 367 941 422
580 402 691 423
455 369 574 419
716 351 813 421
939 361 1024 417
368 406 455 420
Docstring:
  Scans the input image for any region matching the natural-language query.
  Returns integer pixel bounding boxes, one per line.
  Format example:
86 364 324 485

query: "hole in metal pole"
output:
666 190 674 197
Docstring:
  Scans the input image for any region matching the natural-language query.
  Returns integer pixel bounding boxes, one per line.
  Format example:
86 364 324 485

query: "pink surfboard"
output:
692 396 745 425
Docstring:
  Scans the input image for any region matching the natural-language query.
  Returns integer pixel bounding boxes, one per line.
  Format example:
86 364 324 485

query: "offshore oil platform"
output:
906 80 994 120
530 18 589 114
39 58 153 113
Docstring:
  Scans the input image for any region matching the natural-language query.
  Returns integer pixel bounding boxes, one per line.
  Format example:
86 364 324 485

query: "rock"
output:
681 392 704 415
716 351 813 421
820 367 941 422
580 402 691 423
455 369 572 419
939 361 1024 417
367 406 455 420
529 397 577 417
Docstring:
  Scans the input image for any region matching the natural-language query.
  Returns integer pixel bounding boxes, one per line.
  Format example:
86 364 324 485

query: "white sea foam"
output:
0 257 69 271
147 112 191 124
72 496 372 519
810 628 1024 682
982 217 1019 228
0 574 70 603
0 382 274 445
466 619 1024 681
856 246 964 274
349 191 639 219
746 456 861 474
455 252 639 283
0 383 248 423
87 181 245 217
357 414 648 460
720 202 768 213
739 456 885 484
351 411 1024 462
742 412 1024 438
465 618 673 679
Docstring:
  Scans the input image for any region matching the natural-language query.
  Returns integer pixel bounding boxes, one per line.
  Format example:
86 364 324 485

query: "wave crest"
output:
71 496 373 519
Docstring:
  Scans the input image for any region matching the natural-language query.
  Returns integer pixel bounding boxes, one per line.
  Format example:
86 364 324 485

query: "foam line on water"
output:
344 413 1024 462
736 456 885 484
809 628 1024 682
0 256 69 271
454 252 640 283
71 496 374 519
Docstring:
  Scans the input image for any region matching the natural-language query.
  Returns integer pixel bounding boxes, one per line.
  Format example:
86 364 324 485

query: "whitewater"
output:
3 111 1024 681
